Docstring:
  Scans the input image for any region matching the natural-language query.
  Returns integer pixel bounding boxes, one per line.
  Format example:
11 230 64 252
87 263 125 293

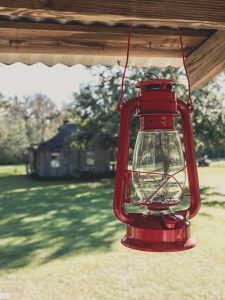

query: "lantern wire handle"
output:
118 24 132 112
118 26 193 109
177 27 193 106
144 72 159 79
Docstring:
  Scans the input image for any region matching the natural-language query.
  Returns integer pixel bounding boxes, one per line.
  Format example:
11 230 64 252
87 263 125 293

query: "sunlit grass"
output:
0 164 26 176
0 164 224 300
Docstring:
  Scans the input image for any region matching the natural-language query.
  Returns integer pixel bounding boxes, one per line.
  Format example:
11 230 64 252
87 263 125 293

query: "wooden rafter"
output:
0 20 211 57
0 1 225 29
187 30 225 88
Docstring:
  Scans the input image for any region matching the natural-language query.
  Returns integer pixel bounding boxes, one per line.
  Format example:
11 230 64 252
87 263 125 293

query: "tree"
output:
70 66 146 160
0 93 60 164
0 96 29 163
27 93 58 141
192 85 225 156
70 66 225 159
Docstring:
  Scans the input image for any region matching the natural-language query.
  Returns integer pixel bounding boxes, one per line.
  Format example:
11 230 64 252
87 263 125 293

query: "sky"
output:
0 63 92 107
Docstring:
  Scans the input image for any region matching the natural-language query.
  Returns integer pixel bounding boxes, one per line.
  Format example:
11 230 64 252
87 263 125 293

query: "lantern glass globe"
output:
132 130 186 206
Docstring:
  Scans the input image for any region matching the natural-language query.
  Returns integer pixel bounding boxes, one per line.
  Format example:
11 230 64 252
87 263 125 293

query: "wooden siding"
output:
31 144 111 178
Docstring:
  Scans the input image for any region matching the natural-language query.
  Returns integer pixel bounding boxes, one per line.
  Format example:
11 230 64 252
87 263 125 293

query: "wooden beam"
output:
0 20 210 57
0 20 211 38
0 1 225 29
186 30 225 88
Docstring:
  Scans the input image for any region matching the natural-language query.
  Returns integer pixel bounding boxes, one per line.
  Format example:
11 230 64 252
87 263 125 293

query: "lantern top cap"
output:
136 79 176 89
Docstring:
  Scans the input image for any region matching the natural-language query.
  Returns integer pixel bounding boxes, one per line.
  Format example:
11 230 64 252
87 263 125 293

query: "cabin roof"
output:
36 123 77 152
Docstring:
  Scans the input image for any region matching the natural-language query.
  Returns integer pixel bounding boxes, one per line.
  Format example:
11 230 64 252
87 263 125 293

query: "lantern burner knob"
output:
163 214 179 229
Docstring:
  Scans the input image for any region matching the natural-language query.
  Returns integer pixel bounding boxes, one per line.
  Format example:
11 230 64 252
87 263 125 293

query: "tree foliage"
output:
0 94 61 163
192 86 225 156
70 67 145 158
71 66 225 159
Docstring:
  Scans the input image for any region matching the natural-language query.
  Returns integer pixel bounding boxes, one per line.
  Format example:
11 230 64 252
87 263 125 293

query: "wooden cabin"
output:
27 123 111 178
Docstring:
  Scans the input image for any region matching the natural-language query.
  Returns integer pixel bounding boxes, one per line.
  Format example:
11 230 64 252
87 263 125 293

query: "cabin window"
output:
51 152 60 168
86 151 95 166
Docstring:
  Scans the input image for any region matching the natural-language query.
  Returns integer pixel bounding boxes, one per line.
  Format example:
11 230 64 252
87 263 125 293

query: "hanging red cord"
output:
177 27 193 106
118 24 132 112
118 26 192 110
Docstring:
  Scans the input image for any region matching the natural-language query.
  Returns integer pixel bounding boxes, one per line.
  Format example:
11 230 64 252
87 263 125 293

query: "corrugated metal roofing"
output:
0 15 214 70
0 53 182 68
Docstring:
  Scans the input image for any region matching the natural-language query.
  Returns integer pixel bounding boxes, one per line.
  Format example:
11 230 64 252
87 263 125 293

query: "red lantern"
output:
114 79 200 252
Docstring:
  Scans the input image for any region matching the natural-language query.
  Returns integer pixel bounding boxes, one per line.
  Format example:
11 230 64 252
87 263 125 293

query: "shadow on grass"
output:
200 186 225 207
0 174 123 270
0 173 224 271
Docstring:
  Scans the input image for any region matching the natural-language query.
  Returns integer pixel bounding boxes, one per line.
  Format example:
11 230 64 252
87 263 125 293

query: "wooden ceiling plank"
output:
0 22 210 41
186 30 225 88
0 30 207 49
0 20 211 37
0 40 185 57
0 1 225 29
0 20 211 57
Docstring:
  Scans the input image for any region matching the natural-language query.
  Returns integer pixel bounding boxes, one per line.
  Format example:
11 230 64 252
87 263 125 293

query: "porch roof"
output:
0 1 224 88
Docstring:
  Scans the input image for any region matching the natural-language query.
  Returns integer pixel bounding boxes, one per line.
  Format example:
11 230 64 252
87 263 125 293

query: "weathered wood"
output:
0 43 185 57
0 20 210 39
0 1 225 29
186 30 225 88
0 20 211 57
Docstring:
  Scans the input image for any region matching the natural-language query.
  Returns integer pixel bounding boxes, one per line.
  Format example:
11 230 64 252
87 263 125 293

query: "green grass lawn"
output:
0 164 224 300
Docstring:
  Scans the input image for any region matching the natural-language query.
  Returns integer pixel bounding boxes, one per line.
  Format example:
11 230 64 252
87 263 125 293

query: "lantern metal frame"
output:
114 79 201 252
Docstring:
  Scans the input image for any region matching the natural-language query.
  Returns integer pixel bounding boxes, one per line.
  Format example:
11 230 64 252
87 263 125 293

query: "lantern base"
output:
122 236 196 252
121 214 196 252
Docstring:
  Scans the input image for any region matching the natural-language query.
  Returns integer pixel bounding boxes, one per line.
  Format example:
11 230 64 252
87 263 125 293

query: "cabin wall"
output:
51 145 67 177
56 144 79 177
67 146 80 177
36 150 50 177
33 143 111 178
79 145 111 174
27 149 36 174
